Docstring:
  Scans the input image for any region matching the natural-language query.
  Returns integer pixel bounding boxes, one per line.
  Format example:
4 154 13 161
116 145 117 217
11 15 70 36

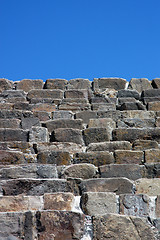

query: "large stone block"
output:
58 102 91 112
0 150 25 164
73 151 114 166
156 195 160 218
0 78 13 92
61 163 97 179
87 141 131 152
97 110 121 121
44 78 68 90
144 163 160 178
135 178 160 196
43 119 83 132
117 118 155 128
93 214 156 240
147 101 160 111
145 149 160 163
132 140 159 150
117 89 140 99
99 164 146 180
91 102 116 111
0 129 29 141
67 78 91 89
27 89 64 99
93 77 127 91
20 117 40 129
51 128 83 145
0 102 13 110
83 128 110 145
64 89 86 98
52 110 74 119
80 192 117 215
80 178 134 195
29 127 49 142
75 110 97 124
0 90 26 98
121 110 155 119
16 79 44 92
141 89 160 98
114 150 144 164
0 119 21 129
13 101 31 110
118 101 145 110
152 78 160 88
31 103 56 112
37 151 71 165
33 110 52 121
128 78 152 92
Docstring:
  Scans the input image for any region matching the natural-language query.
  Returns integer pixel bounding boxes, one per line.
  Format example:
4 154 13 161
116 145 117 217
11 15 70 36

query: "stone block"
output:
67 78 91 89
0 109 23 119
80 177 134 195
143 96 160 104
147 101 160 111
27 89 64 99
59 102 91 112
93 214 156 240
0 129 29 141
118 101 145 110
0 150 25 164
52 110 74 119
37 151 71 165
31 103 56 112
132 140 159 150
118 97 137 104
33 111 52 121
51 128 83 145
16 79 44 92
145 149 160 163
135 178 160 196
0 90 26 98
152 78 160 88
61 163 97 179
75 110 97 124
128 78 152 92
87 141 131 152
80 192 117 215
99 164 146 180
97 110 121 121
121 110 155 119
114 150 144 164
62 97 88 103
91 103 116 111
64 89 88 99
0 178 71 195
83 128 110 145
44 192 74 210
29 97 60 104
73 151 114 166
156 117 160 127
118 89 140 99
20 117 40 129
141 89 160 98
90 96 111 103
117 118 155 128
0 78 13 92
113 128 160 143
0 119 21 129
13 102 31 110
29 127 49 142
44 78 67 89
43 119 83 132
144 163 160 178
93 77 127 91
0 102 13 110
119 194 150 217
0 141 34 153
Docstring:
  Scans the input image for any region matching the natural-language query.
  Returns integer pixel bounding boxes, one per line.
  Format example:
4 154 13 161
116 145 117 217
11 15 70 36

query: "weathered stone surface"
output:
87 141 131 152
0 90 26 98
135 178 160 196
27 89 64 99
52 110 74 119
0 119 21 129
0 78 13 92
51 128 83 145
128 78 152 92
31 103 56 112
80 192 117 215
83 128 110 145
152 78 160 88
62 97 88 103
118 97 137 104
44 192 74 210
118 102 145 110
0 102 13 110
64 89 86 99
90 96 111 103
114 150 144 164
0 141 34 153
29 97 59 104
121 110 155 119
44 78 67 90
144 163 160 178
75 110 97 124
145 149 160 163
117 118 155 128
0 129 29 141
29 127 49 142
36 210 85 239
43 119 83 132
33 110 52 121
99 164 146 180
13 101 31 110
132 140 159 150
37 151 71 165
73 151 114 166
0 178 71 195
93 214 156 240
80 178 134 195
0 195 43 212
0 109 23 119
156 195 160 218
88 118 116 136
67 78 91 90
141 89 160 98
97 110 121 121
16 79 44 92
118 89 140 100
93 77 127 91
119 194 150 217
113 128 160 143
59 102 90 111
61 163 97 179
0 150 25 164
20 117 40 129
91 103 116 111
147 101 160 111
155 117 160 127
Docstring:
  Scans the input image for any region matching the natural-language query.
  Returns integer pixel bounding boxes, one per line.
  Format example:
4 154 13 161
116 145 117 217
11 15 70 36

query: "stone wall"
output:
0 77 160 239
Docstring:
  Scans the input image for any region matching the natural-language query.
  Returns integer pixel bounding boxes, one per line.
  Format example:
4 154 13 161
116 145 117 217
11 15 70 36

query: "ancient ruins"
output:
0 77 160 239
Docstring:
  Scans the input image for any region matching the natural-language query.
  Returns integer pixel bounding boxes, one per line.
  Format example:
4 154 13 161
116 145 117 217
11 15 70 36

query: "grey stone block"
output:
37 151 71 165
83 128 110 145
87 141 131 152
16 79 44 92
128 78 152 92
0 129 29 142
67 78 91 90
29 127 49 142
44 78 67 90
93 77 127 91
27 89 64 99
52 110 74 119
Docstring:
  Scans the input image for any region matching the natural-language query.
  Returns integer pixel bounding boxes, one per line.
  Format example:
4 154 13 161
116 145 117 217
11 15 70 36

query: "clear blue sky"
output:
0 0 160 82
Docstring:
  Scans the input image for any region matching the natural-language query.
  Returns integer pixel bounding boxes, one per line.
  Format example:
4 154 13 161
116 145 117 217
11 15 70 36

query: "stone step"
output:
27 89 64 100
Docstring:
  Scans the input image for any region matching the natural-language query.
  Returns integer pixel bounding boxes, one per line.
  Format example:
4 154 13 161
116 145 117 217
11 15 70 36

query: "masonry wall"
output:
0 77 160 239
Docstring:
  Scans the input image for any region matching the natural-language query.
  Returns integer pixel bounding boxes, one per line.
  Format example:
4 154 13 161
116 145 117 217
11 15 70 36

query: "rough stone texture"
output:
80 192 117 215
99 164 146 180
0 129 29 142
128 78 152 92
0 119 21 129
52 110 74 119
0 90 26 99
93 77 127 91
37 151 71 165
67 78 91 89
58 102 90 112
147 101 160 111
73 151 114 166
93 214 156 240
29 127 49 142
16 79 44 92
118 102 146 110
20 116 40 129
152 78 160 88
145 163 160 178
135 178 160 196
117 118 155 128
43 119 83 132
61 163 97 179
27 89 64 99
145 149 160 163
80 178 134 195
97 110 121 121
87 141 131 152
0 150 25 165
92 102 116 111
141 88 160 98
132 140 159 150
75 110 97 124
64 89 86 99
121 110 155 119
83 128 110 145
31 103 56 112
44 192 74 210
44 78 68 90
33 110 52 121
117 89 140 100
0 78 13 92
51 128 83 145
114 150 144 164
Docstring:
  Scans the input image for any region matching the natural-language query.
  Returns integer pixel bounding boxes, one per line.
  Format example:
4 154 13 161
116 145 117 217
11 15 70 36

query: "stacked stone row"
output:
0 77 160 239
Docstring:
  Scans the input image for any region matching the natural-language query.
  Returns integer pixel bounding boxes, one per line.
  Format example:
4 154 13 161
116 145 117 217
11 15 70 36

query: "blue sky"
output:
0 0 160 82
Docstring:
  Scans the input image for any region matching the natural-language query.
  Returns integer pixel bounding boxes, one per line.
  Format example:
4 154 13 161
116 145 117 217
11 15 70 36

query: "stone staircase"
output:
0 77 160 239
